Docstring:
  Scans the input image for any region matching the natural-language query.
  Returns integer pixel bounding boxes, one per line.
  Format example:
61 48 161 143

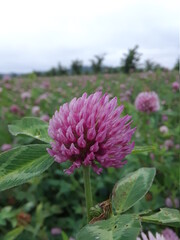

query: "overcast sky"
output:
0 0 179 73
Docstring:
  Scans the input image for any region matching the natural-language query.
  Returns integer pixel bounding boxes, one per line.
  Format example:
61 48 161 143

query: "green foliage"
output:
77 214 141 240
0 206 18 227
132 146 156 154
0 120 12 145
78 168 179 239
3 227 24 240
141 208 180 227
0 145 53 191
0 70 179 239
8 117 51 143
111 168 156 214
27 72 37 80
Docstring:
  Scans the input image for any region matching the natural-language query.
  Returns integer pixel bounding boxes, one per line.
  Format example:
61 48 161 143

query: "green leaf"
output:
111 168 156 214
132 146 156 154
141 208 180 227
8 117 51 143
77 214 141 240
3 227 24 240
0 144 53 191
62 231 69 240
161 110 179 116
34 203 44 236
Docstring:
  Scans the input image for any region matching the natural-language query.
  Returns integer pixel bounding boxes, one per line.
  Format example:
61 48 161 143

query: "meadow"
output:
0 70 179 239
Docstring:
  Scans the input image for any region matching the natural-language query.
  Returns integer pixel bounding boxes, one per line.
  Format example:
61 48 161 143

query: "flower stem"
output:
83 166 93 223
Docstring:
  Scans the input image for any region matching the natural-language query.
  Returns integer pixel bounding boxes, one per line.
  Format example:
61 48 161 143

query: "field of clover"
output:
0 70 179 240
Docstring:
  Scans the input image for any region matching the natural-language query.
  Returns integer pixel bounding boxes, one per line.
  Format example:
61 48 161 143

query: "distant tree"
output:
104 66 119 74
173 58 179 71
121 45 141 73
71 60 83 75
144 60 166 71
144 60 155 71
28 72 37 79
46 67 57 76
57 63 68 75
90 54 105 74
153 63 164 71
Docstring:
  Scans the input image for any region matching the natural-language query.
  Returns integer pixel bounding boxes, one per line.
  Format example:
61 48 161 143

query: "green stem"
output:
83 166 93 222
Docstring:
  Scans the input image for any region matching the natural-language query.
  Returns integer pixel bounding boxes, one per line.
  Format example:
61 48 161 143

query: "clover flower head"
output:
165 196 179 209
10 105 20 114
32 106 40 116
40 114 50 122
51 227 61 235
135 91 160 113
172 81 180 92
137 231 165 240
1 144 12 152
162 228 179 240
162 115 168 122
174 197 180 208
48 92 135 174
164 139 174 150
3 75 11 82
159 126 168 134
21 91 31 101
175 144 180 150
165 197 173 208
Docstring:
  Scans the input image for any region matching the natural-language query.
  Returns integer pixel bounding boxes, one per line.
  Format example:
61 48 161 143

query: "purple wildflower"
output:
174 198 180 208
172 81 180 92
137 231 165 240
51 227 62 235
1 144 12 152
165 197 173 208
120 84 126 89
67 82 73 87
48 92 135 174
164 139 174 150
159 126 168 134
135 92 160 113
5 83 12 89
32 106 40 116
162 228 179 240
165 197 180 209
40 114 50 122
10 105 21 114
161 100 166 105
35 93 49 104
21 91 31 101
42 81 50 89
162 115 168 122
150 153 155 160
3 75 11 82
175 144 180 150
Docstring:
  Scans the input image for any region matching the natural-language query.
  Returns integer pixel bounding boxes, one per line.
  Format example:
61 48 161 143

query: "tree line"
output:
1 45 178 78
